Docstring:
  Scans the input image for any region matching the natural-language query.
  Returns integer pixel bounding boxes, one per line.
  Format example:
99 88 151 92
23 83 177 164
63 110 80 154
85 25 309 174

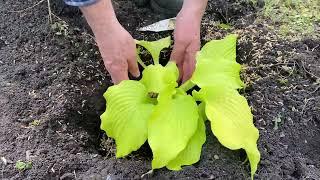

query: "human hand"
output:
80 0 139 84
95 22 140 84
170 0 208 83
170 9 201 83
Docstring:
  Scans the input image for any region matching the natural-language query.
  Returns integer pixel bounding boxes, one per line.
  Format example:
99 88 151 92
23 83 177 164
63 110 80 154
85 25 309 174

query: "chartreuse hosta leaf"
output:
148 90 199 169
136 36 171 64
197 34 237 61
191 34 244 89
198 103 207 121
101 35 260 178
100 80 154 157
140 61 179 94
166 104 206 170
193 86 260 179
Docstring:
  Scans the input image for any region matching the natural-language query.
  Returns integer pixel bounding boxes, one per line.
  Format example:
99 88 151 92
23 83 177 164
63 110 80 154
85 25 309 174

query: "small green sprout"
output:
278 78 288 85
218 23 232 30
29 120 41 127
15 160 32 171
273 114 282 130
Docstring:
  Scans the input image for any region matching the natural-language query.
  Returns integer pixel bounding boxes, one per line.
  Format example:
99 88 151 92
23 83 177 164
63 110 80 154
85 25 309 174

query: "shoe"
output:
150 0 183 16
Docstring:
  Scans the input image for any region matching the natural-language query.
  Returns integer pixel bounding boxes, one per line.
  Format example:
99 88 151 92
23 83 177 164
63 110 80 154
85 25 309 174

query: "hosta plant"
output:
100 35 260 179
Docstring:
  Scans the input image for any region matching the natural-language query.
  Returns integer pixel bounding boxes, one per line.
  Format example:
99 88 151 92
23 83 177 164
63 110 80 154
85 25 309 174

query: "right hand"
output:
95 21 140 84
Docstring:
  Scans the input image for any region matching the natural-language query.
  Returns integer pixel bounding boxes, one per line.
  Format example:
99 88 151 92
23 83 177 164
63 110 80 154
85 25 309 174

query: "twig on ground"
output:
51 13 63 21
311 44 319 52
301 97 315 116
242 62 295 70
8 0 46 13
309 85 320 95
141 170 153 179
47 0 52 23
8 0 53 24
299 60 320 79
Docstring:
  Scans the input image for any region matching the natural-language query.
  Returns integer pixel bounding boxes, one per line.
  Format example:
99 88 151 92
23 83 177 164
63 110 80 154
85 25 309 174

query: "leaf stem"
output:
153 57 159 65
137 56 147 69
136 46 148 68
180 80 195 92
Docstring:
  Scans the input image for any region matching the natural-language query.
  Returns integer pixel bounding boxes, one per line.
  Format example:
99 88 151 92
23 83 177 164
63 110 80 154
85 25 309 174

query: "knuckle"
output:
128 57 137 64
175 37 186 45
186 43 200 53
105 59 127 72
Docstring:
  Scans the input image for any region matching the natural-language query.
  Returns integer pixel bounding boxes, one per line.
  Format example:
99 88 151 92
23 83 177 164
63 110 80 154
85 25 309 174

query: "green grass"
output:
256 0 320 39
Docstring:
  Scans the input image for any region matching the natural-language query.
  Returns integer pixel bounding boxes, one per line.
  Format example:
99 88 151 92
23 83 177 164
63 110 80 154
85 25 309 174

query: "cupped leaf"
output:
166 104 206 170
193 86 260 179
140 61 179 94
148 91 199 169
100 80 154 158
197 34 237 61
191 34 244 89
191 58 244 89
136 36 171 64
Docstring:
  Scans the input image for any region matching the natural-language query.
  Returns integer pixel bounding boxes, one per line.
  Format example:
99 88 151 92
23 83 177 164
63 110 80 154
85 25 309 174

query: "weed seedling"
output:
15 160 32 171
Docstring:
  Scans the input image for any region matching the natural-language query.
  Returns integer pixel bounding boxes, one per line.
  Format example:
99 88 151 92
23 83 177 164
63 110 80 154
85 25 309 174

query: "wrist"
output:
81 0 119 36
179 0 208 19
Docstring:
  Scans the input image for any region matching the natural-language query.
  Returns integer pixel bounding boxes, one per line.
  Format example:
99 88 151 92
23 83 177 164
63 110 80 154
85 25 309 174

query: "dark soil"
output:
0 0 319 179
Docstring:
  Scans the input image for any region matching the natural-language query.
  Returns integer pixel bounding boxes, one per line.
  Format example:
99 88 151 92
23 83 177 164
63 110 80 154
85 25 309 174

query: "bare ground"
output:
0 0 319 179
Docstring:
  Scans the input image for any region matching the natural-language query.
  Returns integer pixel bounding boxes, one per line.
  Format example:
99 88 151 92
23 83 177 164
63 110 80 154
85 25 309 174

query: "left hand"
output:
170 10 201 83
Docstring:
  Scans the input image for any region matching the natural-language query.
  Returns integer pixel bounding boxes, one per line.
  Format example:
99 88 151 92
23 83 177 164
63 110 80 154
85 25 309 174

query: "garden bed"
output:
0 0 319 179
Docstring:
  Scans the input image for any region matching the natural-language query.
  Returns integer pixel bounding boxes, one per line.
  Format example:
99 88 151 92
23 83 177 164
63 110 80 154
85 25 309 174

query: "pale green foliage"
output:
197 34 237 61
100 81 154 157
140 61 179 94
167 105 206 170
191 34 260 178
101 35 260 179
193 87 260 179
148 92 199 169
191 34 244 89
136 36 171 64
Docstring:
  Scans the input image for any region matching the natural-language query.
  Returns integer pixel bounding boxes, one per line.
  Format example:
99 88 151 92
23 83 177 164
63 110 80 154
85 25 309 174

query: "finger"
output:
182 41 199 82
112 72 129 84
182 51 196 83
170 44 185 65
171 44 187 81
110 67 129 84
104 60 129 84
127 48 140 78
176 61 184 82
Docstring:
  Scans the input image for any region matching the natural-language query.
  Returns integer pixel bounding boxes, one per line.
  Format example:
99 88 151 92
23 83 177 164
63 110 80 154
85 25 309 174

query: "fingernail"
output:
133 71 140 77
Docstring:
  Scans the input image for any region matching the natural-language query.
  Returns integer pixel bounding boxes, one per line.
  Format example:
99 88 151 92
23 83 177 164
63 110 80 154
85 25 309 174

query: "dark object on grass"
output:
134 0 183 16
